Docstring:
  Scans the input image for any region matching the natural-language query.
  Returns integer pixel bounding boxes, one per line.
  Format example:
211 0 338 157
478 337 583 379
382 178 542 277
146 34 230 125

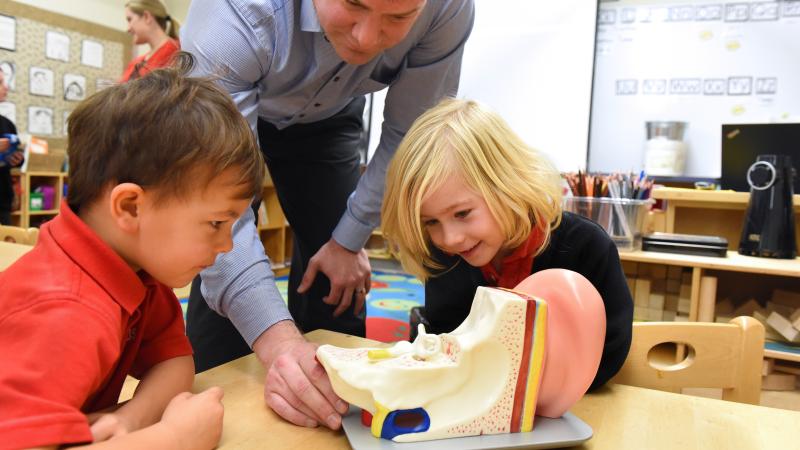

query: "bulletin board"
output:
588 0 800 178
0 0 131 149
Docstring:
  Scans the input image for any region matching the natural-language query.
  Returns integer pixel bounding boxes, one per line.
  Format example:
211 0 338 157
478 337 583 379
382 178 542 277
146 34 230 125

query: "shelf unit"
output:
618 250 800 363
257 174 292 277
652 187 800 250
9 170 67 228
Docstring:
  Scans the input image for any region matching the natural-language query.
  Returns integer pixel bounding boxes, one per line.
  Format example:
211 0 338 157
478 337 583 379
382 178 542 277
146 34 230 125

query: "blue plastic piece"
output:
380 407 430 440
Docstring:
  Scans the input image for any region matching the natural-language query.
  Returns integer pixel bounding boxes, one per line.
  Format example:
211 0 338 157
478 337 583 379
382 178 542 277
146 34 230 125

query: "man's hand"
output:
255 321 348 429
297 238 371 317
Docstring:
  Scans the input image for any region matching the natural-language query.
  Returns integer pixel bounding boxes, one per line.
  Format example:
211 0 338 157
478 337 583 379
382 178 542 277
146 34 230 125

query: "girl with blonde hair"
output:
381 98 633 390
121 0 180 82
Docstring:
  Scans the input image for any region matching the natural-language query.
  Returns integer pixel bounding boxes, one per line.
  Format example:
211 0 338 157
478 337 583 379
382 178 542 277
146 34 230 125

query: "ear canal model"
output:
316 268 606 443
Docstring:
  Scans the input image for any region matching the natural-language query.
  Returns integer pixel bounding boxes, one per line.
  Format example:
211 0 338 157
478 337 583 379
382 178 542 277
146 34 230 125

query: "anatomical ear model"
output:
316 269 606 443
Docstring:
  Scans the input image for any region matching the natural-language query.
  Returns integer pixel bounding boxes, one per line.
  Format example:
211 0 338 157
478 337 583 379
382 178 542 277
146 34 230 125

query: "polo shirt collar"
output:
46 200 147 315
300 0 322 32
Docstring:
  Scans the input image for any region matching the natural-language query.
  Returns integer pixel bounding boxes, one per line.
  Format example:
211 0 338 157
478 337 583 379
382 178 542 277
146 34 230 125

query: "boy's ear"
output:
109 183 145 233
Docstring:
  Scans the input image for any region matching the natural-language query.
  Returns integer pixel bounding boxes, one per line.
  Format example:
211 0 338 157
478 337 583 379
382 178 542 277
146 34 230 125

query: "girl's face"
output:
420 174 507 268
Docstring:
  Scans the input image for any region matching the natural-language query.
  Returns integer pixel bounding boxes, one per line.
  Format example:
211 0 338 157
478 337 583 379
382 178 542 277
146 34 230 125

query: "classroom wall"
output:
11 0 192 56
11 0 128 31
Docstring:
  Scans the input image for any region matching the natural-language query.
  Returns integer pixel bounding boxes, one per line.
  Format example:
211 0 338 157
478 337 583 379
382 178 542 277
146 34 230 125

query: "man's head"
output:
313 0 427 65
67 55 265 286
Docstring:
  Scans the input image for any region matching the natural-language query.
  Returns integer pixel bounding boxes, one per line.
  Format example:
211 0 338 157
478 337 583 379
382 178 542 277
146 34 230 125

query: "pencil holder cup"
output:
563 197 653 251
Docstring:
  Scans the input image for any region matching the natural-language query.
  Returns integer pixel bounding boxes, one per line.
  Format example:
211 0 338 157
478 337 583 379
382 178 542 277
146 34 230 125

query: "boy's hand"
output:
88 412 134 442
297 238 371 317
160 387 225 450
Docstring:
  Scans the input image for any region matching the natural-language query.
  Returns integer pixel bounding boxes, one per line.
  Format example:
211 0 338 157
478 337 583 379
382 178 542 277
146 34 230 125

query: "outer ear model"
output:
316 269 605 443
514 269 606 418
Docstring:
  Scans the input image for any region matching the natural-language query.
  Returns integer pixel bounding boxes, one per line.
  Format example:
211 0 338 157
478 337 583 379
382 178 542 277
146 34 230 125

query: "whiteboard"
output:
370 0 599 172
588 0 800 178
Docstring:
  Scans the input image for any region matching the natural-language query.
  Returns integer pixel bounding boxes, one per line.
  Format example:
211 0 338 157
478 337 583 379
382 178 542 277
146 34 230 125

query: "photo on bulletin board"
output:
29 66 54 97
28 106 53 135
62 110 70 136
63 73 86 101
0 14 15 51
0 61 16 91
0 101 16 123
81 39 104 68
45 30 70 62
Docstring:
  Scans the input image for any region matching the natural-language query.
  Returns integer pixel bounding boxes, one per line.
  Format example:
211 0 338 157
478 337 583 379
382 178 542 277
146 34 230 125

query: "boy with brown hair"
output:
0 56 265 449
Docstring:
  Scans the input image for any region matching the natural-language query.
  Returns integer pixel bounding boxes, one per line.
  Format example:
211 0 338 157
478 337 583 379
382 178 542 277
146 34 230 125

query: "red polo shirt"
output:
480 228 545 288
0 201 192 448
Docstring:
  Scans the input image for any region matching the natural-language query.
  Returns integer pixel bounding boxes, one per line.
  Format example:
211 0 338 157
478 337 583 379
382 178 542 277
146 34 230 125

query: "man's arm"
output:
182 0 291 346
307 0 476 308
181 0 344 429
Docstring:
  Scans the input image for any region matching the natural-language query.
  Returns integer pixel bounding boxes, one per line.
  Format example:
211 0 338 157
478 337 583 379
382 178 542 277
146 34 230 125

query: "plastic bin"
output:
563 197 653 251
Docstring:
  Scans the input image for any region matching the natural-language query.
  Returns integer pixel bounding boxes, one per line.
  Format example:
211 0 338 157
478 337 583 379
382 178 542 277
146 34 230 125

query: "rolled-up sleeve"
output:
182 0 291 346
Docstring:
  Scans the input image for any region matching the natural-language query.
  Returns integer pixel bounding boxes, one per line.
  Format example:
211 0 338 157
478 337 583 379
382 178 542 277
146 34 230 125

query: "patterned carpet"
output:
177 270 425 343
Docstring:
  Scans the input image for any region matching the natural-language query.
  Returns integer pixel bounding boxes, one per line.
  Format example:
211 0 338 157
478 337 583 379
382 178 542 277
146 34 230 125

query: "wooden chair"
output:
0 225 39 245
612 316 765 404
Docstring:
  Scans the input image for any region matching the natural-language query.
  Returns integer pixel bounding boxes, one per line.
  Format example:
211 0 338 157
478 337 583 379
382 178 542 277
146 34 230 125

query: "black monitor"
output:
720 123 800 193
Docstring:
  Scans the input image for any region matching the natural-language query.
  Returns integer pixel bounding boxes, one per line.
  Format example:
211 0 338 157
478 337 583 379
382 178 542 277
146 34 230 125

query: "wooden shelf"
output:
9 171 67 228
626 190 800 365
765 349 800 364
652 187 800 210
619 250 800 278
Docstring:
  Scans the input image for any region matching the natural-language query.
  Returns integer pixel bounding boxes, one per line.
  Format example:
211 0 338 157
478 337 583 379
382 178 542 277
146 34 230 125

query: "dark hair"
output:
67 53 264 212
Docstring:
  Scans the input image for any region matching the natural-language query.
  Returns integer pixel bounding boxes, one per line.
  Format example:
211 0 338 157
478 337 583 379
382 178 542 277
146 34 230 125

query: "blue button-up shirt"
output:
182 0 474 344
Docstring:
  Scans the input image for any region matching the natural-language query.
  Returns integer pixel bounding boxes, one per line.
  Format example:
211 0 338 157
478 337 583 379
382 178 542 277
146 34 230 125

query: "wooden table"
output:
192 330 800 449
0 241 32 271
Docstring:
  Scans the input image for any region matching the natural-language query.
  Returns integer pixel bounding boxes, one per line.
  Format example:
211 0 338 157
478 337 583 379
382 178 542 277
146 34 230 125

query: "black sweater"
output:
0 115 19 213
424 211 633 390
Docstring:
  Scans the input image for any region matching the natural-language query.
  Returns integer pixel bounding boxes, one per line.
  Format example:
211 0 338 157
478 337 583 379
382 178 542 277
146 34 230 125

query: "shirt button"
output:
299 113 305 118
314 103 321 107
333 76 340 82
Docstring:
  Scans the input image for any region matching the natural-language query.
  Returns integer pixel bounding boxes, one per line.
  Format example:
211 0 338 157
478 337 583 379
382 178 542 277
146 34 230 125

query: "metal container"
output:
646 121 687 140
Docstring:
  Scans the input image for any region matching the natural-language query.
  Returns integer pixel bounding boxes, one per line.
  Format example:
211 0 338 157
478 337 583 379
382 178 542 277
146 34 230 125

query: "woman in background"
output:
0 71 23 225
121 0 180 82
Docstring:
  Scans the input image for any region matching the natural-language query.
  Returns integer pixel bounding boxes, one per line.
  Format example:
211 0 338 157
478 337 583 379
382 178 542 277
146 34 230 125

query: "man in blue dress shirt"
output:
182 0 474 430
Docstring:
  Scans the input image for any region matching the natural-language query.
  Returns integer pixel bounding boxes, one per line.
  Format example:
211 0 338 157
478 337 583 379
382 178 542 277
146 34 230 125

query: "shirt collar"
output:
45 200 148 315
300 0 323 32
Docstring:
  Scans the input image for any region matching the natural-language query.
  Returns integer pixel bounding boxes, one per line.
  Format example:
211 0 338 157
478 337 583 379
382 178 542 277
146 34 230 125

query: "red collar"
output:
44 201 150 315
480 228 544 288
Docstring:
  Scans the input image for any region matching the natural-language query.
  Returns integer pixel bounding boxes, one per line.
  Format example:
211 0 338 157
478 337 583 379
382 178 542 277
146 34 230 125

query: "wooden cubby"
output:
9 170 67 228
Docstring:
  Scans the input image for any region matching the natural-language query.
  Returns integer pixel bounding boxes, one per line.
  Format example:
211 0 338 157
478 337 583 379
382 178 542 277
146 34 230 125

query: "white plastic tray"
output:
341 408 593 450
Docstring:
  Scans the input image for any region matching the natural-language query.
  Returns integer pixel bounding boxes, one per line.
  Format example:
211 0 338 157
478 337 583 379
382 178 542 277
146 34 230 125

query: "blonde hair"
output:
126 0 180 40
381 98 563 281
